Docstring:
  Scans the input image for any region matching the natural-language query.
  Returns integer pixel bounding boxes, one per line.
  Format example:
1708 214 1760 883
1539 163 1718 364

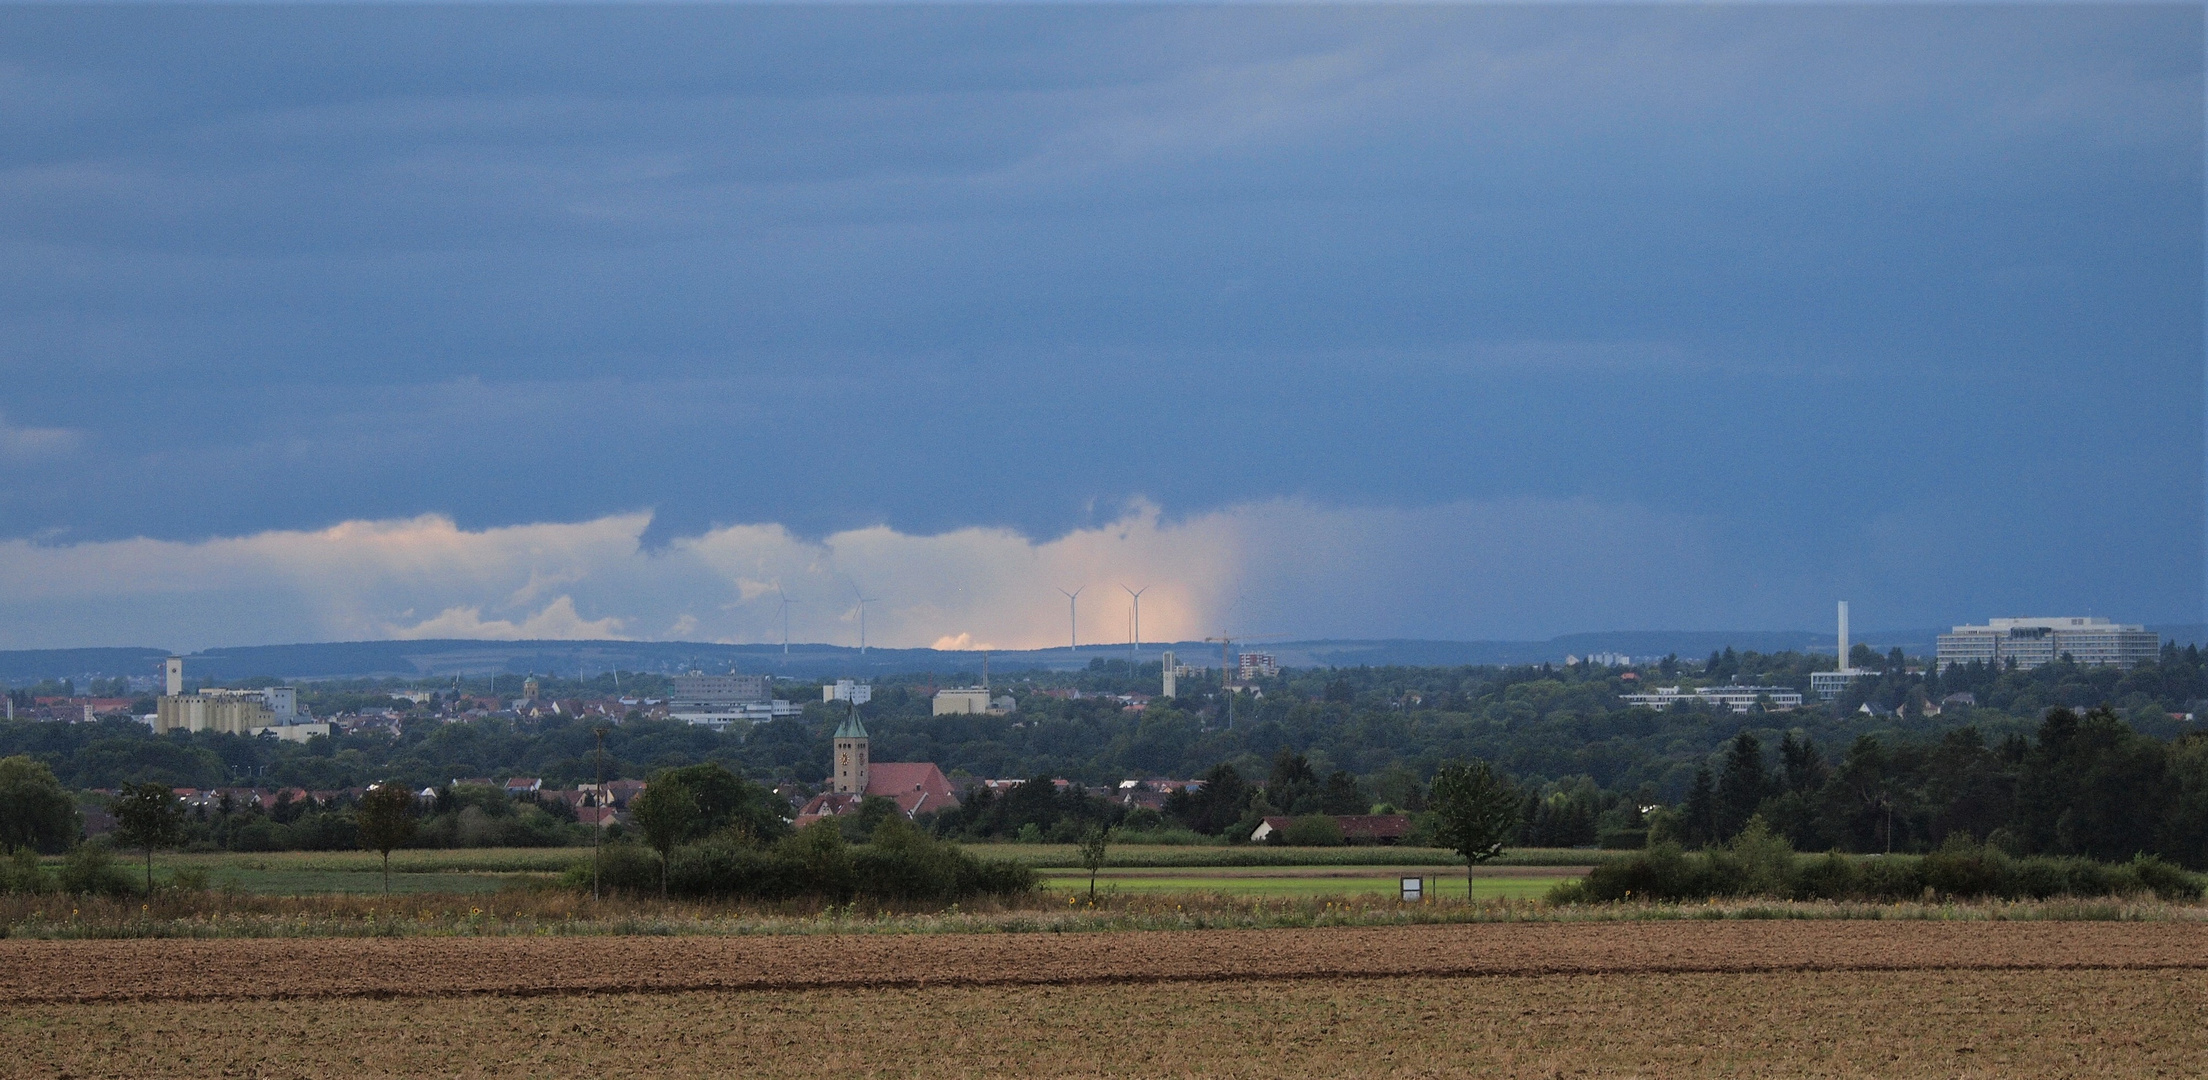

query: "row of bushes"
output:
568 821 1036 903
0 844 142 897
1553 824 2206 905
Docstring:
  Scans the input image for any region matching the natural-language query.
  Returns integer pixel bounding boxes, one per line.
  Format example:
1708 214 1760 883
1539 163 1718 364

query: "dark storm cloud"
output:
0 3 2197 644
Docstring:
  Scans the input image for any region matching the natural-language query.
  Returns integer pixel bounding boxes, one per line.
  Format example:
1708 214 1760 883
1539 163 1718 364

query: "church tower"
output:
832 710 869 794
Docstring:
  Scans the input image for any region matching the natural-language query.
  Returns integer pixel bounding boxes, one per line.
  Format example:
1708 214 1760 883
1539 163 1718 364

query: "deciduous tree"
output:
0 755 79 855
629 776 697 900
354 783 418 894
110 782 183 895
1076 824 1109 899
1428 759 1521 896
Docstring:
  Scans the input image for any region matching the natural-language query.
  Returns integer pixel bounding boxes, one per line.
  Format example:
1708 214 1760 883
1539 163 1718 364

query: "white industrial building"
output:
1619 686 1804 713
1936 617 2158 671
932 687 1014 715
824 679 873 705
668 670 797 729
150 657 328 742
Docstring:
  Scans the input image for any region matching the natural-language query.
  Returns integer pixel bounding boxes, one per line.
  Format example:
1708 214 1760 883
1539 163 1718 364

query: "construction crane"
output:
1204 634 1284 690
1204 633 1282 729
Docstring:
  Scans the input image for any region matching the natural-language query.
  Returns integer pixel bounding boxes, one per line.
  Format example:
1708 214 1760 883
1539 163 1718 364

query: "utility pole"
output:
592 725 608 903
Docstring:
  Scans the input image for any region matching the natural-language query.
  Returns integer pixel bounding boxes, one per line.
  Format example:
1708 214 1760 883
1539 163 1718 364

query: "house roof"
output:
865 762 959 807
796 765 963 822
1253 814 1412 840
1335 814 1413 839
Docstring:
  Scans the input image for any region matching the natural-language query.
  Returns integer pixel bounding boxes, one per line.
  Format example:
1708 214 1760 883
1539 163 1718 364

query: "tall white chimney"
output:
1837 602 1850 673
165 656 184 696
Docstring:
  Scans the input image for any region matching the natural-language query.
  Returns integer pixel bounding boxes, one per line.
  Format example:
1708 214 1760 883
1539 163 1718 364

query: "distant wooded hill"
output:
4 626 2203 683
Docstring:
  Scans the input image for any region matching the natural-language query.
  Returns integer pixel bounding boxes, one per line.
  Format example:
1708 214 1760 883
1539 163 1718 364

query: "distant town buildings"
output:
666 670 797 729
932 687 1014 715
1237 653 1279 680
671 673 769 703
798 710 962 825
1936 617 2159 671
823 679 872 705
154 688 273 735
150 656 328 743
1620 685 1805 714
1565 651 1636 667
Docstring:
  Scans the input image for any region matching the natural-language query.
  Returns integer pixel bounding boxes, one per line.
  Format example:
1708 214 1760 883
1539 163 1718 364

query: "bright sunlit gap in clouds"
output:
0 497 1788 653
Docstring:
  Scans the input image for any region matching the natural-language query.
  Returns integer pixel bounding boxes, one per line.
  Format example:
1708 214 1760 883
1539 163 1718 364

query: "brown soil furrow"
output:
4 920 2203 1005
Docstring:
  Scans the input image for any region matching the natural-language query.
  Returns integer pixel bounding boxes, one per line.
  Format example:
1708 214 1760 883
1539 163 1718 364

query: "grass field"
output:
1041 866 1578 900
63 848 576 894
61 845 1601 896
3 924 2201 1077
996 843 1611 868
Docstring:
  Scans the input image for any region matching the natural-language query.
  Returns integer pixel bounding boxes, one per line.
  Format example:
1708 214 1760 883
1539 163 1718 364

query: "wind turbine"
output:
776 584 797 657
850 583 879 657
1058 586 1085 651
1121 584 1148 656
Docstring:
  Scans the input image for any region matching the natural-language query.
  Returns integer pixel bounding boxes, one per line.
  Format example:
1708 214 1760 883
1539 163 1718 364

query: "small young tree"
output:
629 777 697 900
354 783 419 894
1427 759 1521 898
1076 823 1110 900
109 782 184 896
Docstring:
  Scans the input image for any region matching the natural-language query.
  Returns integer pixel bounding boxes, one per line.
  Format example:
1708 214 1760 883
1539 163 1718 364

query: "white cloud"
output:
0 498 1764 652
0 413 81 458
385 596 627 641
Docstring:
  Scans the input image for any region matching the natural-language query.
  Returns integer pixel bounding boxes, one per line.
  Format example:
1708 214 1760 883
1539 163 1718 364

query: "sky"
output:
0 3 2200 653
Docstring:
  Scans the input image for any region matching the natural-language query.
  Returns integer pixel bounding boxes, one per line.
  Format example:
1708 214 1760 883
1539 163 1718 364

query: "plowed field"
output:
3 922 2202 1077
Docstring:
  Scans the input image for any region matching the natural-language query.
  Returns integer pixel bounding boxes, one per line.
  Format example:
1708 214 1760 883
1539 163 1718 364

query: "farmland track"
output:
4 920 2204 1005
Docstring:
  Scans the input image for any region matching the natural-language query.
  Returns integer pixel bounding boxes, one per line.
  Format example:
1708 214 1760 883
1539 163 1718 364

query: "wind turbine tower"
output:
1059 586 1085 652
777 585 796 657
851 584 880 658
1121 584 1148 656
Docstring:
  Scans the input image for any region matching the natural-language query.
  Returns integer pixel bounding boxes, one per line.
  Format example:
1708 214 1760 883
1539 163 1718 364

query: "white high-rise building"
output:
1937 618 2158 671
824 679 872 705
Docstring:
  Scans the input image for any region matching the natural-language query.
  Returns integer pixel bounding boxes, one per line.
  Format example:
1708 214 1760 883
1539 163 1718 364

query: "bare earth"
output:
3 922 2203 1077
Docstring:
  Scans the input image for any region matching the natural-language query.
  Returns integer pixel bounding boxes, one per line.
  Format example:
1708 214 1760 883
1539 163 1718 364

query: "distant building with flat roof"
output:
933 687 1013 715
1620 686 1804 714
155 689 273 735
668 671 796 729
1937 617 2157 671
669 673 770 706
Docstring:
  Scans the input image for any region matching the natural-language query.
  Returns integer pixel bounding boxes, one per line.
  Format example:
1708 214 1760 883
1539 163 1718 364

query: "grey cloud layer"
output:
0 5 2198 636
0 499 1751 653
